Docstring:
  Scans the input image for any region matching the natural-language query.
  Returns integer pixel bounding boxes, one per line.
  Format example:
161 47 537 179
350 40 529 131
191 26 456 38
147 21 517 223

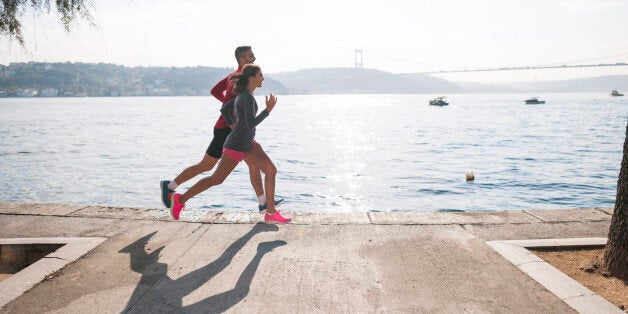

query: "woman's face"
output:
251 70 264 88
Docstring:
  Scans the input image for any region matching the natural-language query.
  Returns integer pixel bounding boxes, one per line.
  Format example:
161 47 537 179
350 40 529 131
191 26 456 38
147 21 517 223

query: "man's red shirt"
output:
210 66 242 129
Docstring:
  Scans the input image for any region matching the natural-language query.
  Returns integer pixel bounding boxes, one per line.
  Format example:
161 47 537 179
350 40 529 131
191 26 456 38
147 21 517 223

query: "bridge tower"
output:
355 49 363 68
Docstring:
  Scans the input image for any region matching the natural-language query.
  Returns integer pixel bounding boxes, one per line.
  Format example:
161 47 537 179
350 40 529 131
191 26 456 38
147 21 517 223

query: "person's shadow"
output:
119 223 286 313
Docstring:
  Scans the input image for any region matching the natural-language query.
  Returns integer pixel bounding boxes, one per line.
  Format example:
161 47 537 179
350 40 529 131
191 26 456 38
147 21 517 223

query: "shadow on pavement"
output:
119 222 286 312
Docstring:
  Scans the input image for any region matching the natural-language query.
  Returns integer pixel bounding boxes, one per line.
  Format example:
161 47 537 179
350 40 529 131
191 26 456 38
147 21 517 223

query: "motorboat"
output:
524 97 545 104
611 89 624 96
429 96 449 106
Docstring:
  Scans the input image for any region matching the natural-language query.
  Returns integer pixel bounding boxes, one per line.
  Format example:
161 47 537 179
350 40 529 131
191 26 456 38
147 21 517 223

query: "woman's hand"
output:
265 93 277 113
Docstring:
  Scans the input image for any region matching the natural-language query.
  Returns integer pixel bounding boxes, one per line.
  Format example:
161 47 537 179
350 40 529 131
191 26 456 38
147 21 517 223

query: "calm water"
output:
0 94 626 212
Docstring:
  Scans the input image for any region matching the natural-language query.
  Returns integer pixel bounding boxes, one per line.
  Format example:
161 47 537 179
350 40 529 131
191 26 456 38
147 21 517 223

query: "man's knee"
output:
264 164 277 177
249 170 262 180
199 158 216 172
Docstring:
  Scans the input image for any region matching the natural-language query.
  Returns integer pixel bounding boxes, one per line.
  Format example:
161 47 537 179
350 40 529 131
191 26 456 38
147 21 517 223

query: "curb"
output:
486 238 623 314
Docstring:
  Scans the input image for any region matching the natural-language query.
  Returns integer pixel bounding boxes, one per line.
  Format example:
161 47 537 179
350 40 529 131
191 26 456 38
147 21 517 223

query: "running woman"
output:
160 46 283 213
171 64 291 223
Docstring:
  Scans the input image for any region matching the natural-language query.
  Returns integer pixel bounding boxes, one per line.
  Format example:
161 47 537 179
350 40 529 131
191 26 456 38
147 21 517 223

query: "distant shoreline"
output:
1 62 627 96
0 91 624 99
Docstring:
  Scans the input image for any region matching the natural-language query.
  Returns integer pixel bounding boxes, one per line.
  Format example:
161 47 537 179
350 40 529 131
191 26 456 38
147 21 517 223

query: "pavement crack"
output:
563 293 593 301
162 223 205 245
44 256 68 261
522 210 547 222
593 207 613 216
517 260 545 267
65 205 90 216
176 225 210 259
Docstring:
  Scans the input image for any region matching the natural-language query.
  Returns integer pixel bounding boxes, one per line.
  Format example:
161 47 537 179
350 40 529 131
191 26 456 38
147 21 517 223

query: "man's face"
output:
240 50 256 66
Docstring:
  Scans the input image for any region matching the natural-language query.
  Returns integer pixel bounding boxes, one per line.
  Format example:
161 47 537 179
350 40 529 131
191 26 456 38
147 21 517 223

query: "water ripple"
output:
0 94 624 212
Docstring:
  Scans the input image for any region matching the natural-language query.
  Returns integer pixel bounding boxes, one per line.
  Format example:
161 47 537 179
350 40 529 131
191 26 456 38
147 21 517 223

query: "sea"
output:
0 93 626 213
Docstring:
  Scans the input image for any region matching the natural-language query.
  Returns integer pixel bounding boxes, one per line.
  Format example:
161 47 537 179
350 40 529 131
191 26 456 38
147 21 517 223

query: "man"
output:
160 46 282 217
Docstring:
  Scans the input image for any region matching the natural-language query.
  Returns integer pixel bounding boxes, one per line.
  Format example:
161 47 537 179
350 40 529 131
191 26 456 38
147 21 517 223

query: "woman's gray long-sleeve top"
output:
222 90 269 152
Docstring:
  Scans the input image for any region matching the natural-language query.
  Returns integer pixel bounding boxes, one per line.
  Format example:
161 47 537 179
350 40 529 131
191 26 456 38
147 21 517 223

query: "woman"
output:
170 64 291 223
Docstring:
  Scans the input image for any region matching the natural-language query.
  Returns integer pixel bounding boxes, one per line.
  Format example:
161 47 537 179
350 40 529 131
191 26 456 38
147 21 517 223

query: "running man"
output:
160 46 282 215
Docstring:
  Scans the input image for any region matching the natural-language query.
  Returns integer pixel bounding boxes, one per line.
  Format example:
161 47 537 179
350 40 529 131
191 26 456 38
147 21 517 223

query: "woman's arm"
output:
241 93 269 129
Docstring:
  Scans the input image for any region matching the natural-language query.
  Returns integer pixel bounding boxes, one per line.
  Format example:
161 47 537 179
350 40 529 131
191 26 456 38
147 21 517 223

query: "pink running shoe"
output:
170 193 185 220
264 211 291 224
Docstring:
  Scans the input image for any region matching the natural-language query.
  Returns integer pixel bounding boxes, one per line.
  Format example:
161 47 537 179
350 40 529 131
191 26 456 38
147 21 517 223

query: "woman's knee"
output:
215 177 226 185
209 174 227 186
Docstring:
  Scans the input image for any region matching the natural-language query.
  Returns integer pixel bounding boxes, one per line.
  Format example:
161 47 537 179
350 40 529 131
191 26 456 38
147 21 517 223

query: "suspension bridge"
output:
353 49 628 74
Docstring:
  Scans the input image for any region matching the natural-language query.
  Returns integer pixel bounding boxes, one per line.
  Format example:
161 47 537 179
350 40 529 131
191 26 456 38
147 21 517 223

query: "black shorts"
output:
206 127 231 158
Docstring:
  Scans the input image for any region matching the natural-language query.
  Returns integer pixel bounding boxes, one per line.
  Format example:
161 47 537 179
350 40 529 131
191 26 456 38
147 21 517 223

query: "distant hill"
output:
456 75 628 93
2 62 627 97
0 62 288 97
269 67 463 94
503 75 628 93
454 81 519 93
270 68 628 94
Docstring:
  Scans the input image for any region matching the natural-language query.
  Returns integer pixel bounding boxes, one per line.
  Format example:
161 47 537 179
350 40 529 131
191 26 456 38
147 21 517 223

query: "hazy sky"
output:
1 0 628 83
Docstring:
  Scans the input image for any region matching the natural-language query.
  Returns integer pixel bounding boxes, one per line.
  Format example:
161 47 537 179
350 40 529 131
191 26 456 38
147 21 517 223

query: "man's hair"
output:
235 46 252 62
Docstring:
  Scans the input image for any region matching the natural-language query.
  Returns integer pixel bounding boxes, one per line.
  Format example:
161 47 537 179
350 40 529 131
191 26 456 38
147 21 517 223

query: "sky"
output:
1 0 628 83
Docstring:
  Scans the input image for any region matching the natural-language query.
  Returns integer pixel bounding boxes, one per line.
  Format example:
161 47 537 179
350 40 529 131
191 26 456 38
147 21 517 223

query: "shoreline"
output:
0 201 613 225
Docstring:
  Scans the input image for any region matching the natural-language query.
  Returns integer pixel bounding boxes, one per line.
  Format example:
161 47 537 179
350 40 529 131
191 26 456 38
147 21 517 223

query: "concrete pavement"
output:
0 202 617 313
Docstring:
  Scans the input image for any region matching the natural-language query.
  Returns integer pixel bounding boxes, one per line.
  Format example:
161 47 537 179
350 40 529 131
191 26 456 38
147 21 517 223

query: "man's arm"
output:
210 76 229 103
220 98 236 127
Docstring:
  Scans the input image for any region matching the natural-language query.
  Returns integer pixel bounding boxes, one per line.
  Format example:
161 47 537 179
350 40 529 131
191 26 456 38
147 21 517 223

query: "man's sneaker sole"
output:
258 198 285 213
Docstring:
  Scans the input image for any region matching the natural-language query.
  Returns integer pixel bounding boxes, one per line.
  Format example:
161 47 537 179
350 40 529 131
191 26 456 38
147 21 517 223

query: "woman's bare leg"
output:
180 155 240 204
244 161 265 199
243 144 277 213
